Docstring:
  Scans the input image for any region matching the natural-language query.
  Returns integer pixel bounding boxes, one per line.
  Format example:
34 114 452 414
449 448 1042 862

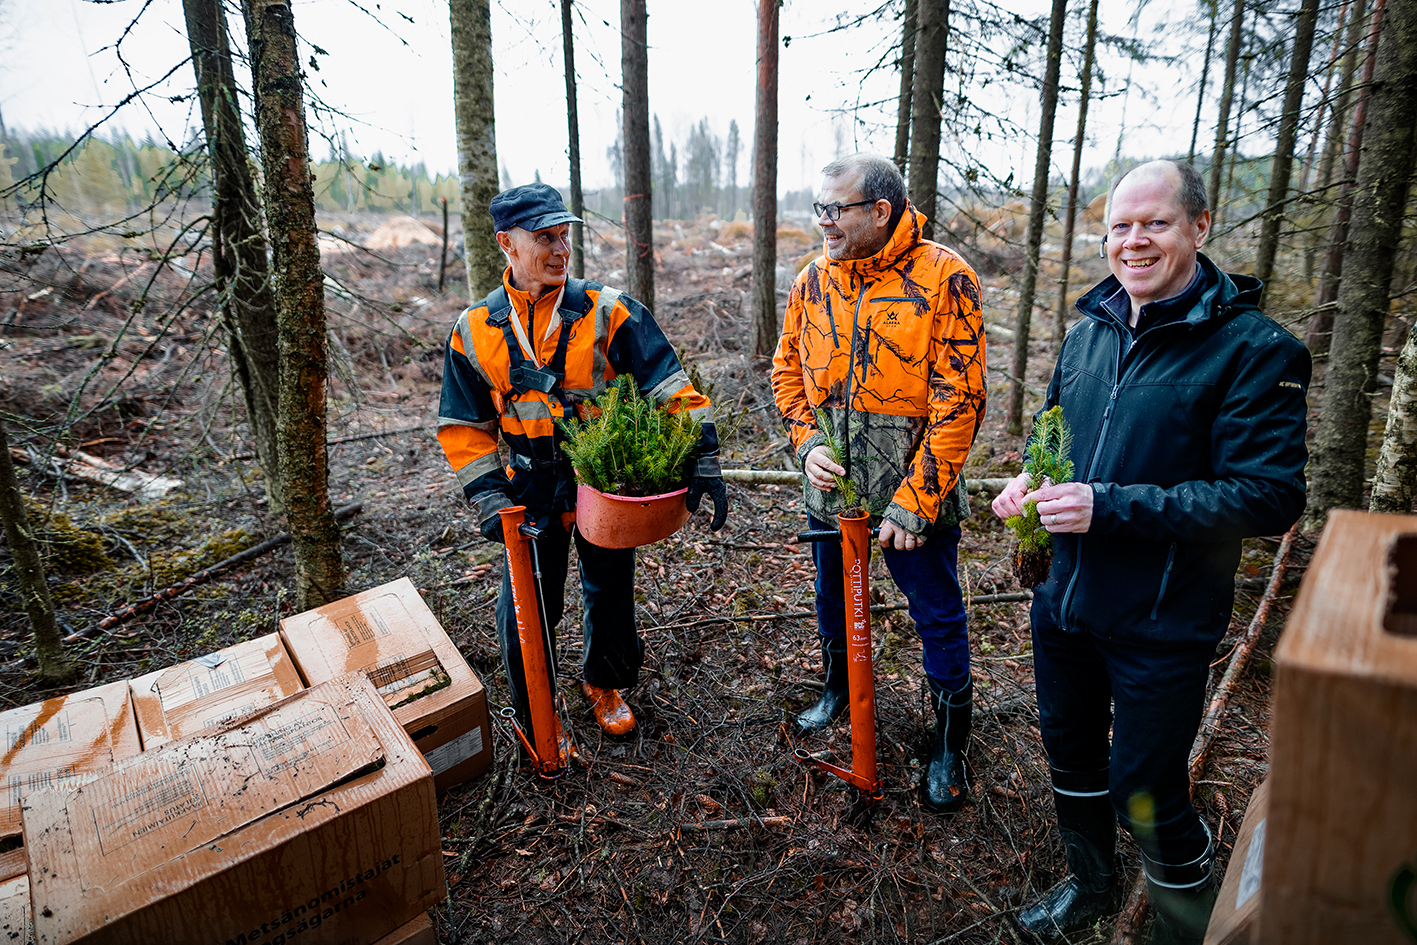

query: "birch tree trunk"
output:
1371 322 1417 513
562 0 585 279
1252 0 1320 298
1306 0 1416 523
1006 0 1067 436
621 0 654 311
242 0 345 610
183 0 284 514
0 420 71 683
1188 0 1219 164
750 0 779 357
908 0 949 241
1309 0 1386 353
1208 0 1247 212
1054 0 1099 347
893 0 917 174
450 0 502 299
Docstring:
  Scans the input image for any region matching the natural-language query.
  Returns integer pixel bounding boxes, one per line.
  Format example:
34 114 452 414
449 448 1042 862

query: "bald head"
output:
1108 160 1208 224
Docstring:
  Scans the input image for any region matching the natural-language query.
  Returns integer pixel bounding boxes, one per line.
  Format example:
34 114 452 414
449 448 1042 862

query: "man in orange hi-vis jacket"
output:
772 153 987 813
437 183 727 743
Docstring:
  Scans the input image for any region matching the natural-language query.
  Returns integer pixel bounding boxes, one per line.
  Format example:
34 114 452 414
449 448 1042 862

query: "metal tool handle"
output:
795 527 882 543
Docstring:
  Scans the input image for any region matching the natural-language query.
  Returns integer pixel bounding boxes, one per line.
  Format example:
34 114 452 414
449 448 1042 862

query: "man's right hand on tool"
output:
480 513 506 543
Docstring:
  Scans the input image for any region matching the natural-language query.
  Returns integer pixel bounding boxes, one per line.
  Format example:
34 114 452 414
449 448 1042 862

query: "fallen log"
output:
720 469 1013 494
70 502 364 642
681 816 791 831
11 446 183 499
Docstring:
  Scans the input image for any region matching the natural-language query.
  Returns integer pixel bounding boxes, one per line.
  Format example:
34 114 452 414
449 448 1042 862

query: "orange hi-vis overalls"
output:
771 202 987 535
437 269 719 529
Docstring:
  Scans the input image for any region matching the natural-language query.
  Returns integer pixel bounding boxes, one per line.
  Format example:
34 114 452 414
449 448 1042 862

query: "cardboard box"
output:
129 632 305 750
24 673 446 945
1204 778 1269 945
0 681 142 842
281 578 492 792
0 874 32 945
1262 511 1417 945
373 913 435 945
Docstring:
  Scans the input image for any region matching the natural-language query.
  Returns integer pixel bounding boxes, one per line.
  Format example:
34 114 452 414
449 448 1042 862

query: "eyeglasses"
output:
813 200 873 222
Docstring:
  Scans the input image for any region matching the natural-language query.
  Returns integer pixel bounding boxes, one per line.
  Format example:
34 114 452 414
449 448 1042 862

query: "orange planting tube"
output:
838 511 881 800
499 505 568 779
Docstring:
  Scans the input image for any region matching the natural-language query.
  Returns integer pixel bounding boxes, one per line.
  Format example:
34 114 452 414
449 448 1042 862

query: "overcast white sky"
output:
0 0 1217 198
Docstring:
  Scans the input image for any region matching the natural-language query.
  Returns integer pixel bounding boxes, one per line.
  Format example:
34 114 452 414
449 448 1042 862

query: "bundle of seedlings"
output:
557 375 701 497
815 408 866 517
1006 405 1074 588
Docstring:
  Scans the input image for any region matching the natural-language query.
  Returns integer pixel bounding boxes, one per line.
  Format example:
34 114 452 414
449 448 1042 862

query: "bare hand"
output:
1025 481 1094 533
878 519 921 551
804 444 846 493
991 472 1032 520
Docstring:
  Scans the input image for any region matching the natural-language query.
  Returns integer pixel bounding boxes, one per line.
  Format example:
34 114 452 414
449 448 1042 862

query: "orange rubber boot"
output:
582 682 636 736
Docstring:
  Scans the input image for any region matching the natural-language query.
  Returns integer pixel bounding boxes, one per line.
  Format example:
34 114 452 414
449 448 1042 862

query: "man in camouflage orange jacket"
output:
771 153 987 813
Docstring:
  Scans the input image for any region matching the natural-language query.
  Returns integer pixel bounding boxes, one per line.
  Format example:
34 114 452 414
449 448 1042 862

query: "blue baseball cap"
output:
489 183 582 233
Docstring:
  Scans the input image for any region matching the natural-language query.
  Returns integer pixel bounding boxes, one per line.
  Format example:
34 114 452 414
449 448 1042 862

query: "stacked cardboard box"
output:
280 577 492 792
24 673 446 945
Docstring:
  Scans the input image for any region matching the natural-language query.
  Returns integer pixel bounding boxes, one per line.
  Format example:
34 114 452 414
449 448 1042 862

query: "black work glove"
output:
479 513 506 544
685 476 728 531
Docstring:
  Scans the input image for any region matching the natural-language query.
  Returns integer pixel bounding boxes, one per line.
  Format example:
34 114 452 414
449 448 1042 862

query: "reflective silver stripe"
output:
1053 788 1110 798
648 369 691 404
437 416 498 433
562 388 595 400
473 492 514 523
454 452 505 488
1141 869 1214 890
454 307 499 391
590 286 622 396
505 399 556 421
687 404 715 422
695 455 722 477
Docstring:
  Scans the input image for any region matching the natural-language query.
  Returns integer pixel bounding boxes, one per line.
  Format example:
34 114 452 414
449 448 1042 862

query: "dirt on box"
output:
0 210 1295 944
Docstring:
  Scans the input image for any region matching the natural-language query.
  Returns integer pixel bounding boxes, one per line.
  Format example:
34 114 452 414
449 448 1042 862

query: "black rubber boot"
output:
1144 845 1217 945
795 636 849 733
919 676 971 813
1017 792 1121 942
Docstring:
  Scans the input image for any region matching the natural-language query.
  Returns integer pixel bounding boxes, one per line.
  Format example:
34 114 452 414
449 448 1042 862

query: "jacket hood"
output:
823 201 928 274
1075 252 1260 331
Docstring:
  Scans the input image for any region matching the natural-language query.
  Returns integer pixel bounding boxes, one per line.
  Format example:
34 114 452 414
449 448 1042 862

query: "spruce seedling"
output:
1006 405 1074 587
814 408 865 516
557 375 701 497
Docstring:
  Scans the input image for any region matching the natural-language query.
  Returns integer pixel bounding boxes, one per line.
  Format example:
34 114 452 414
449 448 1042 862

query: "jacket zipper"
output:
1150 543 1177 620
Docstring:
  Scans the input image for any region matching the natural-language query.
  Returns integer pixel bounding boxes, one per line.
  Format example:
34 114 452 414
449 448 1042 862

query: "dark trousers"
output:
495 517 643 735
1032 620 1213 884
809 515 971 690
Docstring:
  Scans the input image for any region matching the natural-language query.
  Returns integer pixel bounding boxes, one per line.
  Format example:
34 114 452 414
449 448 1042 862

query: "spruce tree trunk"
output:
450 0 502 299
243 0 344 610
893 0 917 174
1189 0 1219 164
184 0 284 514
1006 0 1067 436
0 420 71 683
1208 0 1247 212
1297 0 1350 194
908 0 949 241
562 0 585 279
1371 321 1417 514
750 0 779 357
1309 0 1386 352
621 0 654 310
1252 0 1320 298
1306 0 1415 524
1054 0 1099 347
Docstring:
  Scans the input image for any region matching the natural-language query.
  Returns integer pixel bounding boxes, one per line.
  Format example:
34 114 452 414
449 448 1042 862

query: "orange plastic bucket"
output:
574 483 690 548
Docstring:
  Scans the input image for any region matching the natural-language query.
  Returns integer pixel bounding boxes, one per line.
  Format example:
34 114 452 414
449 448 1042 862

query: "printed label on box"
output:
1236 817 1266 908
423 726 484 777
335 596 403 649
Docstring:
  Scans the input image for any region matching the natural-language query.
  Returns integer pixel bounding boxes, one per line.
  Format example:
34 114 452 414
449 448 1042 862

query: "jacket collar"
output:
499 268 588 324
822 201 928 275
1076 253 1259 333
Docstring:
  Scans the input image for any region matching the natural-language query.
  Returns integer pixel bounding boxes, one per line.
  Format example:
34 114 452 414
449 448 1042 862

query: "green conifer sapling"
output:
1006 405 1074 587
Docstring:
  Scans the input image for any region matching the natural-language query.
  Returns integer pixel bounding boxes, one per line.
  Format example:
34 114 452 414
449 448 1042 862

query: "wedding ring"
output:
1049 514 1057 525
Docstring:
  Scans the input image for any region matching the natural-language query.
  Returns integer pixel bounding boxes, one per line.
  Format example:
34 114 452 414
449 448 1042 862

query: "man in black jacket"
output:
992 160 1310 945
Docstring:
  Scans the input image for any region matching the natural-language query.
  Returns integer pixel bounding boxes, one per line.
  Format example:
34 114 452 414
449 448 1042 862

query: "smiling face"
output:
497 223 571 298
1106 165 1210 322
816 170 893 261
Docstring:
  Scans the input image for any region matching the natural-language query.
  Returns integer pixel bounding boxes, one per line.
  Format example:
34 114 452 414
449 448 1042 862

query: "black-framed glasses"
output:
813 200 873 222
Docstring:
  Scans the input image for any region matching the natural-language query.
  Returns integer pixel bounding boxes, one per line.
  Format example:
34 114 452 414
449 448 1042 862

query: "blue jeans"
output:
1032 619 1213 883
809 514 970 689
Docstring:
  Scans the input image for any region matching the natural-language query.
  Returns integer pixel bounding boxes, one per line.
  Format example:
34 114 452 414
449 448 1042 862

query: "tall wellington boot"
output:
920 676 971 813
794 636 848 734
1144 844 1217 945
1017 792 1121 942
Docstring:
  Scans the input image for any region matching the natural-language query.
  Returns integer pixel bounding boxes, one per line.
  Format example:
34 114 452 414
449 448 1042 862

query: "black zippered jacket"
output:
1031 254 1311 647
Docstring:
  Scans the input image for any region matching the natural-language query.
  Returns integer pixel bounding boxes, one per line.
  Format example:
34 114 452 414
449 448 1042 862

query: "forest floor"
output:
0 210 1309 944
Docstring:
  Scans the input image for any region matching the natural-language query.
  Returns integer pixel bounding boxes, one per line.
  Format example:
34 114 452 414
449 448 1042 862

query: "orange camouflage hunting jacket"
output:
770 202 987 535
